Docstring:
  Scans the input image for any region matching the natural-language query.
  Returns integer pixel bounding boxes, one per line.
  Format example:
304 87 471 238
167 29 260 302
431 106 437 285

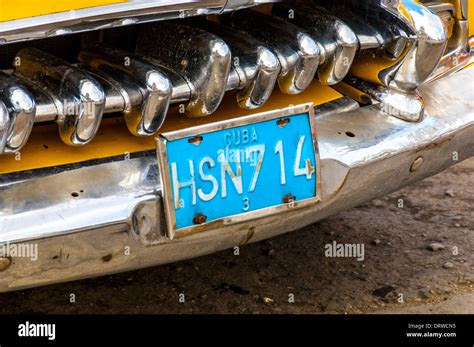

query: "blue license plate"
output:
157 103 320 238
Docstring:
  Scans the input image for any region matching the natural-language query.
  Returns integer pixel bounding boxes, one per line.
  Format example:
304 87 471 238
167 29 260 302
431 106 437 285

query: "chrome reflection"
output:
136 22 232 117
0 72 36 154
79 44 172 136
222 9 320 94
14 48 105 146
272 3 358 85
344 77 424 122
189 19 280 109
383 0 449 91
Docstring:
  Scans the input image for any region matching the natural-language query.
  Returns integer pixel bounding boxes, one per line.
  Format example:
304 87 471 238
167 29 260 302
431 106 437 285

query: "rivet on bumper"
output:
410 157 424 172
0 257 12 272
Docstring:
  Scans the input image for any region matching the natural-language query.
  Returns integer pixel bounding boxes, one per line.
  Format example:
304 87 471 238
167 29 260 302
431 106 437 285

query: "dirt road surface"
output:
0 158 472 314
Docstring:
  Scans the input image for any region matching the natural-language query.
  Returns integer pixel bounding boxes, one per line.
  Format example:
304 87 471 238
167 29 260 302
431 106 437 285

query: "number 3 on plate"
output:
243 197 250 211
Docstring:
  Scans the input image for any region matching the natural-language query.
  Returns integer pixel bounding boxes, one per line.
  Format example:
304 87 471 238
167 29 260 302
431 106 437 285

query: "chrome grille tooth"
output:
85 72 127 115
188 18 280 109
303 0 411 50
0 72 36 154
222 9 320 94
135 22 232 117
79 44 172 136
13 75 57 123
0 100 7 153
272 3 358 85
309 0 447 92
387 2 448 91
310 6 384 50
14 47 105 146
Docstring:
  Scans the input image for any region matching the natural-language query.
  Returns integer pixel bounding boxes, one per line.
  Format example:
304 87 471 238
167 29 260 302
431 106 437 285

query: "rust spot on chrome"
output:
102 254 113 262
239 227 255 246
52 248 63 261
174 218 226 238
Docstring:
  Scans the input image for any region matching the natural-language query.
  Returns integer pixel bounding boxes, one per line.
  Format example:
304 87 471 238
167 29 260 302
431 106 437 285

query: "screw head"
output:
193 213 207 225
282 194 296 204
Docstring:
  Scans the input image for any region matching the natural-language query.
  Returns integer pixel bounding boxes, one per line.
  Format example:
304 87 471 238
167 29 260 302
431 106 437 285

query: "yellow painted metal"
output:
469 0 473 36
0 0 126 23
349 43 413 86
332 82 371 105
0 81 342 174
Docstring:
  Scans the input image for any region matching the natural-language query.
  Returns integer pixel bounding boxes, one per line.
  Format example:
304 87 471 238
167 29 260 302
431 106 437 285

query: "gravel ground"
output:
0 158 472 314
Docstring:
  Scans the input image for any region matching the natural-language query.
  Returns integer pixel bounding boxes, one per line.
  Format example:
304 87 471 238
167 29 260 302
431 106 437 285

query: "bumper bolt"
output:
410 156 424 172
193 213 207 225
283 194 296 204
0 257 12 272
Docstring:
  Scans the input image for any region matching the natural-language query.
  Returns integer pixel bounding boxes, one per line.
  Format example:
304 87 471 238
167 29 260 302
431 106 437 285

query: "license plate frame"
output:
156 103 321 239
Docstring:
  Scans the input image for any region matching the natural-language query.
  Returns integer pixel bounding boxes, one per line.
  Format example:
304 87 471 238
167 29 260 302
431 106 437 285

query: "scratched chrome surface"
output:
0 66 472 292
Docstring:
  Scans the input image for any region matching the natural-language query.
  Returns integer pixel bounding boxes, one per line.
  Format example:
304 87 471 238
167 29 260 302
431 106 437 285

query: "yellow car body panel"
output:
469 1 474 36
0 0 126 23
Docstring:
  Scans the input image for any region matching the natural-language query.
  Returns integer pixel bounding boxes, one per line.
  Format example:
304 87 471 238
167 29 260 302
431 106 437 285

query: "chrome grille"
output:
0 0 467 154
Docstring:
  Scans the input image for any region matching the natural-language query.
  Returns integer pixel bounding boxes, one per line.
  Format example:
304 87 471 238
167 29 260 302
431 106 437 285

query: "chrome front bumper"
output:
0 66 473 292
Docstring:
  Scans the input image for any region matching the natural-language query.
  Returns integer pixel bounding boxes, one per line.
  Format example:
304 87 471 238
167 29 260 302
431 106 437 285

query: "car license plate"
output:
157 103 321 239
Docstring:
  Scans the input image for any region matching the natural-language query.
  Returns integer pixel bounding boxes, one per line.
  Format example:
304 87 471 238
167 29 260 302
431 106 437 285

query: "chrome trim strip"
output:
313 96 359 117
0 1 276 46
0 66 473 291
